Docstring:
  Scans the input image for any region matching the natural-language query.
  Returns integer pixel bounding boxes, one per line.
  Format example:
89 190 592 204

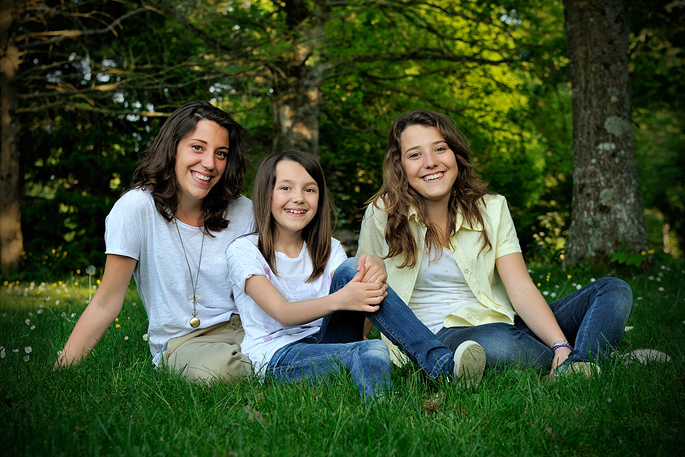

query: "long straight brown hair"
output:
370 109 491 268
252 150 333 282
132 100 246 234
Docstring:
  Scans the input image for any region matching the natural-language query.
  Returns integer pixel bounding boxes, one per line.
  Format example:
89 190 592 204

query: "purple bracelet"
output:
552 344 573 353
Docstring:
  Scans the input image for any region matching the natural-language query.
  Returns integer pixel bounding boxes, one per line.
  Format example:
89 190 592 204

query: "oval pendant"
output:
189 316 200 328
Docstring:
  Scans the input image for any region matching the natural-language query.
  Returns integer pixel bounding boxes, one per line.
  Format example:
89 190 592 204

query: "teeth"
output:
423 172 444 182
286 210 306 214
192 172 210 182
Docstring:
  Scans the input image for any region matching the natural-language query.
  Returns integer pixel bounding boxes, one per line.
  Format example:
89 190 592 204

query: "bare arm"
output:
496 253 571 372
244 263 388 327
54 254 137 368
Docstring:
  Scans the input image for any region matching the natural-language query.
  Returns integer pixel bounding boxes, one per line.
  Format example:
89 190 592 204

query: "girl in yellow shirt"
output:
358 109 633 376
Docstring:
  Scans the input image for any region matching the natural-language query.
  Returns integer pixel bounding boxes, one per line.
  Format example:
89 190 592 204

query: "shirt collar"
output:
408 206 482 232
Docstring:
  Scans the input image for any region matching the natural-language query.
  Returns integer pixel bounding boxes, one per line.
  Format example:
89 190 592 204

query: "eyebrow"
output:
403 140 447 154
188 138 229 149
275 178 318 187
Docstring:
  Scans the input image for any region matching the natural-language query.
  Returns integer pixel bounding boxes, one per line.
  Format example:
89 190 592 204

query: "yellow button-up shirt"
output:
357 193 521 331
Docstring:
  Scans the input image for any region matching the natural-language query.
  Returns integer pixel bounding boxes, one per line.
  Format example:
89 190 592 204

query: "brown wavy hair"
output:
252 150 333 282
132 100 246 234
369 109 491 268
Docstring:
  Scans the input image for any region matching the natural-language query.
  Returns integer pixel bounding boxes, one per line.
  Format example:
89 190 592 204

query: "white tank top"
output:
410 247 479 334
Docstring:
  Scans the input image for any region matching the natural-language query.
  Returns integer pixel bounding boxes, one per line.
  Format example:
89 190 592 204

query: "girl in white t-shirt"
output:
227 150 485 400
55 101 254 382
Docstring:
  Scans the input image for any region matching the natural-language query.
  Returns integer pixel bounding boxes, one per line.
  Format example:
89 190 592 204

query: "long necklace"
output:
174 219 205 328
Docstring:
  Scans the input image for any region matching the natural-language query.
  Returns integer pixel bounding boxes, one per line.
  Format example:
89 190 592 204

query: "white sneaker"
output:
453 340 486 387
616 349 671 364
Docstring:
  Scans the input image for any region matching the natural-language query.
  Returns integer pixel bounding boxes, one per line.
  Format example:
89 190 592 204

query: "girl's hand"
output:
335 282 388 312
356 254 388 285
333 263 388 312
550 346 571 374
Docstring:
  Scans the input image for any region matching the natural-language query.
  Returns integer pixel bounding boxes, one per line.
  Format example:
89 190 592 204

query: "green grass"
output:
1 260 684 456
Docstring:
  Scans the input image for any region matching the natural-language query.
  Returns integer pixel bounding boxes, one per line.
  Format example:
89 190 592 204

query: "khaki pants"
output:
163 314 252 383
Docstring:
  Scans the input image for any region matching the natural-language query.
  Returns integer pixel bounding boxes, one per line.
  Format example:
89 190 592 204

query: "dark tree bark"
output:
272 61 324 156
270 2 326 156
0 0 23 277
562 0 649 264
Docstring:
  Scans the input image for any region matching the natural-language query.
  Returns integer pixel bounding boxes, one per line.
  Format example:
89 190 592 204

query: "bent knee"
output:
596 277 631 293
598 277 634 311
332 257 360 282
362 340 391 363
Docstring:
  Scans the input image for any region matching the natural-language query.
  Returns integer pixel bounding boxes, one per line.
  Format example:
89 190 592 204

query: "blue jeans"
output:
267 258 455 398
435 277 633 370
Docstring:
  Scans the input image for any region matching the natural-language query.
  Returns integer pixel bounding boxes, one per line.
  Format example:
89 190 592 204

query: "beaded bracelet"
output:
551 339 569 347
552 344 573 353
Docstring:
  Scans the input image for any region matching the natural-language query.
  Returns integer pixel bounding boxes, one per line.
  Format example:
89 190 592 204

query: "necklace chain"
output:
174 219 205 327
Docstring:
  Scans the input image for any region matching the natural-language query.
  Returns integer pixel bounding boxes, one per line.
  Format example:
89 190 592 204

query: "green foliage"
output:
15 0 218 276
610 244 649 269
10 0 684 279
627 0 685 255
2 262 684 455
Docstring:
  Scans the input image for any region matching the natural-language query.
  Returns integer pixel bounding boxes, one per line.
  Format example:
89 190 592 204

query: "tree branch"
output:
17 7 151 50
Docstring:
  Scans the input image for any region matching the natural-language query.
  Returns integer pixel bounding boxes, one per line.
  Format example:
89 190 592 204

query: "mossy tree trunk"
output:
562 0 649 264
270 1 327 157
0 0 23 277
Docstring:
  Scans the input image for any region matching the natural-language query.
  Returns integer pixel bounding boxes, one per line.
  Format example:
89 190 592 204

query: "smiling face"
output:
174 120 229 211
400 124 458 209
270 159 319 240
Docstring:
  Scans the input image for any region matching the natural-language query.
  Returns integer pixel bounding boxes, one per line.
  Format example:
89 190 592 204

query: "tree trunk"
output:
0 0 23 277
271 1 325 157
272 61 323 156
562 0 649 264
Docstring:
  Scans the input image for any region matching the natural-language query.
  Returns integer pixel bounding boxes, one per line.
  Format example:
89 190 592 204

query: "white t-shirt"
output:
226 235 347 376
105 188 253 366
411 247 479 334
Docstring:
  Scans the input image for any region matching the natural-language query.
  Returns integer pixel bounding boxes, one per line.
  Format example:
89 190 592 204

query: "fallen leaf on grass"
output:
243 405 265 424
422 391 444 414
546 426 563 442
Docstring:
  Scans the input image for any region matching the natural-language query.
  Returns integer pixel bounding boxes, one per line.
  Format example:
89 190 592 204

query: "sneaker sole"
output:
454 341 486 387
617 349 671 364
